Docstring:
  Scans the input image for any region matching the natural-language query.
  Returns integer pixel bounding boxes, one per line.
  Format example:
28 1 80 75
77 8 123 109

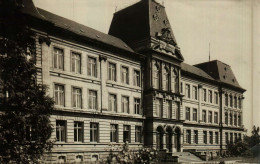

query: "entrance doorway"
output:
174 127 181 152
166 127 173 152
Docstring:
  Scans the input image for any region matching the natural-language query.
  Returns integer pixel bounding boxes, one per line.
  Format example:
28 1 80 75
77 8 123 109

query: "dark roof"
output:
181 63 214 81
194 60 245 91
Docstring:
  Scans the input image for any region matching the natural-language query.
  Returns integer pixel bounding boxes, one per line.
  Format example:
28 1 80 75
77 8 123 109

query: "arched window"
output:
156 127 164 150
171 70 178 93
154 64 160 89
58 156 66 163
163 66 169 91
75 155 83 163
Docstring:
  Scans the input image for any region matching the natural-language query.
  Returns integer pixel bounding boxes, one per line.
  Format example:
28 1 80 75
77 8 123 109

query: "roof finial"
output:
209 42 211 61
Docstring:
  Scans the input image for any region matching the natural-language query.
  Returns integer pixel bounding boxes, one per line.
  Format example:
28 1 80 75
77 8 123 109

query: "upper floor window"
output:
230 113 233 125
208 90 213 103
155 98 163 118
122 96 129 113
225 132 229 144
214 112 218 124
56 120 66 142
121 66 129 84
53 47 64 70
133 70 141 87
135 126 142 143
162 67 169 91
230 95 233 107
166 100 171 119
72 88 82 108
202 110 206 122
171 70 178 93
180 82 183 93
186 130 191 144
203 131 207 144
108 63 116 81
193 108 197 121
194 130 198 144
225 112 228 125
215 132 219 144
88 57 97 77
123 125 131 143
225 94 228 106
88 90 97 110
90 123 99 142
208 111 212 123
214 92 218 104
185 107 190 121
185 84 190 98
209 131 213 144
234 114 237 126
110 124 118 142
71 52 81 73
203 89 207 102
154 64 160 89
234 96 237 108
134 98 141 115
54 84 65 106
74 122 83 142
238 97 242 109
192 86 197 100
108 94 117 112
238 114 241 126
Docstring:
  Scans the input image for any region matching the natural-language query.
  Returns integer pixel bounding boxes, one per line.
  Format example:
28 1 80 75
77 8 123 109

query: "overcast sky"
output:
33 0 260 134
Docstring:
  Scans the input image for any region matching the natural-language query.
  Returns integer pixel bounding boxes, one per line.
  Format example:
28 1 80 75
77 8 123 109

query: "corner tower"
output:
109 0 184 152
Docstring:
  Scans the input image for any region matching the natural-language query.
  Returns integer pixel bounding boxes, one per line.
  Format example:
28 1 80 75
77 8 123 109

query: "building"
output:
7 0 246 163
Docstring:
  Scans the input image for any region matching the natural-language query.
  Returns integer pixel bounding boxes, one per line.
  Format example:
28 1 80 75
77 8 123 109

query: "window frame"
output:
110 124 118 143
121 96 129 114
54 84 65 107
56 120 66 142
108 62 116 81
135 126 142 143
74 121 83 142
134 98 141 115
87 56 97 77
121 66 129 84
133 69 141 87
108 93 117 112
185 107 190 121
88 90 98 110
123 125 131 143
53 47 64 70
72 87 82 109
71 51 81 74
90 123 99 142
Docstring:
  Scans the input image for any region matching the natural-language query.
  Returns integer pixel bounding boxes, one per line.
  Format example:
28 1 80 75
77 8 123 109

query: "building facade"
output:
14 0 246 163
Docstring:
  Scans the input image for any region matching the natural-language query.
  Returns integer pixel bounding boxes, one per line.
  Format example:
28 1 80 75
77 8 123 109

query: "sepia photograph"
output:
0 0 259 163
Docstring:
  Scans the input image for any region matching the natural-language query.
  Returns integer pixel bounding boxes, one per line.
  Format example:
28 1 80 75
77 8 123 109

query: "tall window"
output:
202 110 207 122
166 100 171 119
56 120 66 142
238 114 241 126
193 108 197 121
53 47 64 70
208 90 213 103
90 123 99 142
208 111 212 123
55 84 64 106
121 66 129 84
230 113 233 125
209 131 213 144
234 97 237 108
154 65 160 89
225 112 228 125
155 98 163 118
186 107 190 121
192 86 197 100
215 132 219 144
234 133 237 141
122 96 129 113
110 124 118 142
234 114 237 126
88 57 97 77
214 92 218 104
108 94 117 112
123 125 131 143
203 131 207 144
135 126 142 142
214 112 218 124
88 90 97 110
74 122 83 142
230 95 233 107
238 97 242 109
186 130 191 144
71 52 81 73
134 98 141 114
203 89 207 102
225 132 229 144
108 63 116 81
180 82 183 93
185 84 190 98
194 130 198 144
230 133 233 143
225 94 228 106
163 67 169 91
171 70 178 92
73 88 82 108
133 70 140 87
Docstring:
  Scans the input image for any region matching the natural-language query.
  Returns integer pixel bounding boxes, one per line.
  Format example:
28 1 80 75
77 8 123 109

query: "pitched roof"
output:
181 63 214 81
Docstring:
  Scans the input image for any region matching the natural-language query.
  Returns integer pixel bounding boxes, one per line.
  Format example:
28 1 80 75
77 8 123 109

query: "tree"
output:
0 1 54 163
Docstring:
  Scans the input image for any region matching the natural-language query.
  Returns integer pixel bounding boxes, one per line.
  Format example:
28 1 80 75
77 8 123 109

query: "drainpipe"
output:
219 87 223 156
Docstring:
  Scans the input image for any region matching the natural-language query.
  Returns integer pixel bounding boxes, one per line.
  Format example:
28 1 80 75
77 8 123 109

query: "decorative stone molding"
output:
38 35 51 46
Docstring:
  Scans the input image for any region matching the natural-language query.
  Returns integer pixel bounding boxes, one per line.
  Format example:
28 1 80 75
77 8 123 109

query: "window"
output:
154 64 160 89
238 97 242 109
123 125 131 143
135 126 142 142
163 67 169 91
56 120 66 142
185 84 190 98
88 90 97 110
185 107 190 121
209 131 213 144
108 94 117 112
110 124 118 142
208 90 212 103
193 108 197 121
225 132 229 144
122 96 129 113
180 82 183 93
53 47 64 70
171 70 178 92
215 132 219 144
121 66 129 84
230 133 233 143
108 63 116 81
74 122 83 142
72 88 82 108
55 84 65 106
225 112 228 125
208 111 212 123
202 110 207 122
203 131 207 144
71 52 81 73
225 94 228 106
166 100 171 119
234 133 237 141
192 86 197 100
230 95 233 107
238 114 241 126
214 92 218 104
134 98 141 115
214 112 218 124
238 133 242 140
90 123 99 142
58 156 66 163
88 57 97 77
194 130 198 144
203 89 207 102
155 98 163 118
234 97 237 108
186 130 191 144
75 155 83 163
230 113 233 125
234 114 237 126
133 70 141 87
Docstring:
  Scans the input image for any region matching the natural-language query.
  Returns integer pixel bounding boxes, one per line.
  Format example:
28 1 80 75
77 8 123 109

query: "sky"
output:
33 0 260 134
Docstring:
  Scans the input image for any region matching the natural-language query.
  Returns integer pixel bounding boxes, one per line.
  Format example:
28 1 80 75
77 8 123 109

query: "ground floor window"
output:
123 125 131 143
110 124 118 142
90 123 99 142
135 126 142 142
56 120 66 142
